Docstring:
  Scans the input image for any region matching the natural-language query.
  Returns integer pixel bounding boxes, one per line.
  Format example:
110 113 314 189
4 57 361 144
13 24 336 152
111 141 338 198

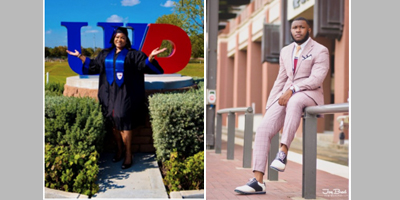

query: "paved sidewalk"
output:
45 153 169 199
206 141 349 200
92 153 168 198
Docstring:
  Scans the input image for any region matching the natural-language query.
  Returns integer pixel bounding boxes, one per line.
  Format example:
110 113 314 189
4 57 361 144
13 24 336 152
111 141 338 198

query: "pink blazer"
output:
266 39 329 110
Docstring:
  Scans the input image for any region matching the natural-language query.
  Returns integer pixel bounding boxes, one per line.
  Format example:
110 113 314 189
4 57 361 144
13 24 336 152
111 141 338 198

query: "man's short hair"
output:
292 17 311 27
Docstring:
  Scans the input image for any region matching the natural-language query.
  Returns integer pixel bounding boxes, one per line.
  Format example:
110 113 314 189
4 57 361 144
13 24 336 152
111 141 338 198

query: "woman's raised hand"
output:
66 49 86 62
66 49 80 57
148 47 167 62
151 47 167 56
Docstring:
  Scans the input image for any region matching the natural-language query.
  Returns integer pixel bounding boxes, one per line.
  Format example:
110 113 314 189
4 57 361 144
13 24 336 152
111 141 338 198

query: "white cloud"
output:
82 26 99 33
106 15 129 24
107 15 124 22
46 29 52 34
121 0 140 6
161 0 175 7
85 30 99 33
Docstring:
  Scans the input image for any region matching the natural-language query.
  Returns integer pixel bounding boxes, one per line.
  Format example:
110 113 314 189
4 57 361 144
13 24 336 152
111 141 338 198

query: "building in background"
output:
215 0 349 144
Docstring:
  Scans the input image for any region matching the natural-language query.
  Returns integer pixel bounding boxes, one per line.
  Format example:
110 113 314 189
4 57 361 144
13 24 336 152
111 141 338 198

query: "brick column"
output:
233 35 247 108
314 37 335 134
261 62 279 115
216 41 234 126
333 0 350 143
246 23 263 114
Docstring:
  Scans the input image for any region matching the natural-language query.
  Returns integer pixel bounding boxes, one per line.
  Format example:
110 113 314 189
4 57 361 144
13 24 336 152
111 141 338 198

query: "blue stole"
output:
105 48 129 87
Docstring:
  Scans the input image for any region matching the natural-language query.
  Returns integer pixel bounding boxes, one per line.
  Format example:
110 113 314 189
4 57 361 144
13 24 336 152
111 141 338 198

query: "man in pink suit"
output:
235 17 329 194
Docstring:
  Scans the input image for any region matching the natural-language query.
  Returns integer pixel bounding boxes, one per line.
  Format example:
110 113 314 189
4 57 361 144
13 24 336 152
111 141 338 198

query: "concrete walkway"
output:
45 153 169 199
92 153 168 198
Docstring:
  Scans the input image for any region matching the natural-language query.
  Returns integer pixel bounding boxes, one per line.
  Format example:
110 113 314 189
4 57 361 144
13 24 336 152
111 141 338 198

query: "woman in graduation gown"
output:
67 27 166 169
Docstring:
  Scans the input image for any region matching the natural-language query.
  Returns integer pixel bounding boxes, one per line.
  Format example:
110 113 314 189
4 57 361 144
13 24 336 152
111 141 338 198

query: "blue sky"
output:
45 0 177 48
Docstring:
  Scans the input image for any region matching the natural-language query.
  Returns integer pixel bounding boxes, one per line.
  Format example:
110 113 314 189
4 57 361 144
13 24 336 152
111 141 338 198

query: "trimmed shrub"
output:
162 151 204 192
148 85 204 162
45 82 65 96
192 77 204 86
188 58 204 64
44 94 106 197
45 95 105 153
44 144 100 195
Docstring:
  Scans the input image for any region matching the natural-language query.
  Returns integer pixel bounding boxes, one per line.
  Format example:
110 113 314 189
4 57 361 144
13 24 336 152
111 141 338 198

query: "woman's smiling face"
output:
114 33 127 50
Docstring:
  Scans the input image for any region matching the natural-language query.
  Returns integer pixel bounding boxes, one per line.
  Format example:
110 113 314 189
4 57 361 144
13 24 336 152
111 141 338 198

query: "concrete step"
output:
170 190 205 199
45 188 89 199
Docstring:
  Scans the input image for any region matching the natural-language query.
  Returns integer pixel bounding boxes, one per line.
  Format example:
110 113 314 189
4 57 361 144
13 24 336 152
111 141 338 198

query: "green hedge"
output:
192 77 204 87
45 144 100 195
45 82 65 96
44 94 106 197
45 95 105 153
162 151 204 192
148 85 204 163
188 58 204 64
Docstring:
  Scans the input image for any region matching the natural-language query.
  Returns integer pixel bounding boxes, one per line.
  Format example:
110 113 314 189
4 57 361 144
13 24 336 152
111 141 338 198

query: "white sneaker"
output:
270 151 287 172
234 178 266 194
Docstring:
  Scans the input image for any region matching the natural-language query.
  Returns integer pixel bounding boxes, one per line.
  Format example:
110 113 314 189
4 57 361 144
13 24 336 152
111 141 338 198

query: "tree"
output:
48 46 68 58
57 46 68 58
174 0 204 36
49 46 64 58
156 13 188 30
82 47 94 58
45 46 98 59
155 1 204 58
173 0 204 58
45 47 51 58
155 13 188 57
92 47 102 59
190 33 204 58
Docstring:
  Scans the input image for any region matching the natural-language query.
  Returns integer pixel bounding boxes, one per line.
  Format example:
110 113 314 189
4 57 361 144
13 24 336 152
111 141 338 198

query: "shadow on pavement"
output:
95 153 160 194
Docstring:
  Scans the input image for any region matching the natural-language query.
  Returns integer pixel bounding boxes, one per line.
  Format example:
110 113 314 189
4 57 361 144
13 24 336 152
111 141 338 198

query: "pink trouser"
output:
252 92 316 174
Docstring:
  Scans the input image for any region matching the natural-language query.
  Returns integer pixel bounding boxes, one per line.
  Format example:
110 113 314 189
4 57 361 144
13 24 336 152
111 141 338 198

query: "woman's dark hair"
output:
105 27 132 51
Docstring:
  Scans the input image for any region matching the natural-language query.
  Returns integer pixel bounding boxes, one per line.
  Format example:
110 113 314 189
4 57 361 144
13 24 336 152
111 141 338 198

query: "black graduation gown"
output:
82 48 164 130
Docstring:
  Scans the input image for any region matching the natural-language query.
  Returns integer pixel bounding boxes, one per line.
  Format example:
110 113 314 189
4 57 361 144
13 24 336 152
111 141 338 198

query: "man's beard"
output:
291 31 309 44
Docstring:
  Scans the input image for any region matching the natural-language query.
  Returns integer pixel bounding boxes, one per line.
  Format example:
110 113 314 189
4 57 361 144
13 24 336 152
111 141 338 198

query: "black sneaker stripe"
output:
246 179 263 192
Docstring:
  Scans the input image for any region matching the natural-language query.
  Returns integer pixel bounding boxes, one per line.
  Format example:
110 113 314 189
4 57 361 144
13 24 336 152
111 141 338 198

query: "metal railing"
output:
214 103 349 199
215 107 254 168
302 103 349 199
215 106 279 178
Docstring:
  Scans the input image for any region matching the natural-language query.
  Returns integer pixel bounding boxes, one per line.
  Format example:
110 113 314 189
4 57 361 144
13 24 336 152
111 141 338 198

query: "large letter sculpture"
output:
141 24 191 74
61 22 88 75
62 22 192 75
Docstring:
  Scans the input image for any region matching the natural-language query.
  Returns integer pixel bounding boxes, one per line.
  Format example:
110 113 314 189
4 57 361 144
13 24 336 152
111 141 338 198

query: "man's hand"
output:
278 89 293 106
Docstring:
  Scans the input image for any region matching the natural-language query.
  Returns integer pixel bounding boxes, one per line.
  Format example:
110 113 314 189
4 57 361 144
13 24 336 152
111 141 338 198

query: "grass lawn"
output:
45 61 78 85
45 61 204 85
176 63 204 78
